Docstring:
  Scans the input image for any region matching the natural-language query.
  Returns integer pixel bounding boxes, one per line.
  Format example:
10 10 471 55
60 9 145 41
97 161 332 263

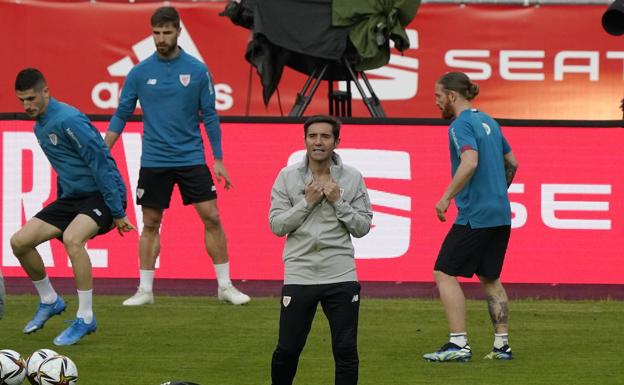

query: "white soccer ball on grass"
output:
37 355 78 385
26 348 59 385
0 349 27 385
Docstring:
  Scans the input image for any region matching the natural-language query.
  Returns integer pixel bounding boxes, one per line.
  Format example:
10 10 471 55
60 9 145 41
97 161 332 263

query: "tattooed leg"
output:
487 294 509 333
479 277 509 334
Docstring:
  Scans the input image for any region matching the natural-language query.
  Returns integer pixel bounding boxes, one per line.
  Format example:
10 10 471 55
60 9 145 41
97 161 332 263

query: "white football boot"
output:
122 287 154 306
217 283 250 305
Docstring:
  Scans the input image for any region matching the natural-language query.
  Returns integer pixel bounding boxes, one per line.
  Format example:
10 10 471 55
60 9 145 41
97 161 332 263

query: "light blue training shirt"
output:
448 108 512 228
108 48 222 167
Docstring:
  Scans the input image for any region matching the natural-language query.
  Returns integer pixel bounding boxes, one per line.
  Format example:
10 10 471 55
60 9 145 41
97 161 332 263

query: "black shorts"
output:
34 193 116 236
434 223 511 279
136 165 217 209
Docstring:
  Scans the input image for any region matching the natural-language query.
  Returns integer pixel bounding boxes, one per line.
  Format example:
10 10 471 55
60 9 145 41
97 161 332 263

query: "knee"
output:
333 341 358 363
62 233 86 253
273 344 303 361
202 210 222 231
10 232 32 256
142 219 162 234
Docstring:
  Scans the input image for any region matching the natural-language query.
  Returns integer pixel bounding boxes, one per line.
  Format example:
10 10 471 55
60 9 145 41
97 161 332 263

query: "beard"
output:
156 43 177 56
440 101 455 119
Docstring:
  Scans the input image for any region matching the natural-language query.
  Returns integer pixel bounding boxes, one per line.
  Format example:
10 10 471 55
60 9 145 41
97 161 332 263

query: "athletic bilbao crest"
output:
179 74 191 87
282 296 291 307
48 133 58 145
136 188 144 199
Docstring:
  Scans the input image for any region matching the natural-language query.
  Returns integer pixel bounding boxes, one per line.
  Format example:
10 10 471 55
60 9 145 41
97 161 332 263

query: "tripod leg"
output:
289 64 329 117
359 71 386 118
343 58 386 118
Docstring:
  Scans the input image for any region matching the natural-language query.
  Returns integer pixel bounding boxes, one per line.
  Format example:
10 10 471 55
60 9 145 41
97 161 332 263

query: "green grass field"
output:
0 295 623 385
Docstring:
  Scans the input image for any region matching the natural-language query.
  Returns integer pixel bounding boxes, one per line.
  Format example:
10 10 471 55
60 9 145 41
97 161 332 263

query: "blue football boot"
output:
23 296 66 334
423 342 473 362
53 316 97 346
484 344 513 360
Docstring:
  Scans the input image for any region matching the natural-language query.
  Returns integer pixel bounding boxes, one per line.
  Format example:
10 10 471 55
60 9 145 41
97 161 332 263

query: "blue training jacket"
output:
35 98 127 218
108 48 222 167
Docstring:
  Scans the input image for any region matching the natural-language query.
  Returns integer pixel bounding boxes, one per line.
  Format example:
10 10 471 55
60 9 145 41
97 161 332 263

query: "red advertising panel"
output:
0 120 622 284
1 1 623 119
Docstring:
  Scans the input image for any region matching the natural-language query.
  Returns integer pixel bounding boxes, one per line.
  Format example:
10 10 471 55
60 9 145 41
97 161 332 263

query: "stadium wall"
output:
1 117 622 300
3 0 623 298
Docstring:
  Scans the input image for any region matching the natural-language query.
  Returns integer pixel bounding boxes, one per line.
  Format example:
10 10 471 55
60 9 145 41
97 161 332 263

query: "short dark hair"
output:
437 72 480 101
15 68 46 91
303 115 341 140
151 6 180 28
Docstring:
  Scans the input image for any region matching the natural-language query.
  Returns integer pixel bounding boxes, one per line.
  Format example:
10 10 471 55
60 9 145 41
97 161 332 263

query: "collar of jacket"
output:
37 97 60 125
297 152 344 184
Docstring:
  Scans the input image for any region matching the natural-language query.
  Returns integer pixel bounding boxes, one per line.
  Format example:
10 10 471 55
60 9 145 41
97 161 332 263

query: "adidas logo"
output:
106 20 205 79
91 21 233 111
340 29 419 101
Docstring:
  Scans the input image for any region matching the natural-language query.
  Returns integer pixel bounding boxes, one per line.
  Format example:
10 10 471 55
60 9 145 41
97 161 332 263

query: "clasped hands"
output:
304 179 341 206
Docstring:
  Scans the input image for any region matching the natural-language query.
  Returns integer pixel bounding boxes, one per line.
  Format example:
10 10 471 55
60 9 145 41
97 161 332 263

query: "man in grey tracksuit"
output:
269 115 373 385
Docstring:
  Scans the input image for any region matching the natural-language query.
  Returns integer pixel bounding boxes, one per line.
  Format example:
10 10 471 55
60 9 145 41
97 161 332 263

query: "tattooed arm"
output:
503 151 518 188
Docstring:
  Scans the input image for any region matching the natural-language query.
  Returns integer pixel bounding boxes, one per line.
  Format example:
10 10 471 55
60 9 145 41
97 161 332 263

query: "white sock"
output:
494 333 509 349
76 289 93 324
32 276 58 304
449 332 468 348
139 269 155 293
214 262 231 288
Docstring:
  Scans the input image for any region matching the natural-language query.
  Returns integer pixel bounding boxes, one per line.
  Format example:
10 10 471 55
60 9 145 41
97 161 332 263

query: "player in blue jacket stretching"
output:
12 68 135 346
106 6 249 306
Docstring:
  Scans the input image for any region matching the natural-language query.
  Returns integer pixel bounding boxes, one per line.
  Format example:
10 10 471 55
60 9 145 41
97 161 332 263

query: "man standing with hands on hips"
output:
269 115 373 385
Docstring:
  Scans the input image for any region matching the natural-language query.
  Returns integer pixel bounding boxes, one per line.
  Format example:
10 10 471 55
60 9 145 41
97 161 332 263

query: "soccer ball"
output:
37 355 78 385
26 349 58 385
0 349 27 385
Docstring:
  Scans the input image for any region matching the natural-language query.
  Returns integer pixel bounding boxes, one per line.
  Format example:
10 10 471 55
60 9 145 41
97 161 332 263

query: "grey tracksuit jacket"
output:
269 153 373 285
